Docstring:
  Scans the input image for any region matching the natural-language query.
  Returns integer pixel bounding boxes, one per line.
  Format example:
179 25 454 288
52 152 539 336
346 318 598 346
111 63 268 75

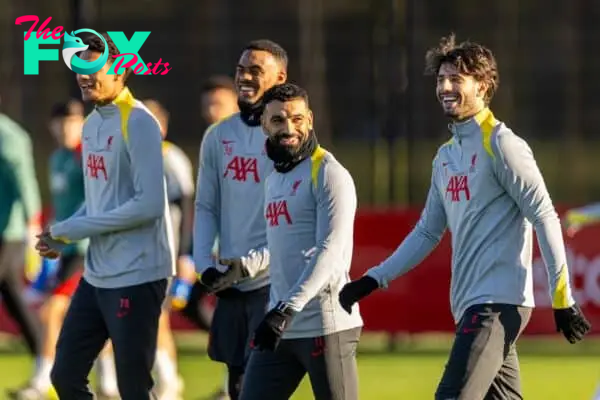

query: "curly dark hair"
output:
262 83 309 108
424 33 499 104
83 32 132 80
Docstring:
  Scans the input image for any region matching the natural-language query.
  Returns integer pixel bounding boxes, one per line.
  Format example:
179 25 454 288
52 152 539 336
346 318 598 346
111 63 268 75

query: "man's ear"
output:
477 80 488 99
114 66 129 82
277 69 287 84
308 109 314 131
260 110 268 128
260 112 272 136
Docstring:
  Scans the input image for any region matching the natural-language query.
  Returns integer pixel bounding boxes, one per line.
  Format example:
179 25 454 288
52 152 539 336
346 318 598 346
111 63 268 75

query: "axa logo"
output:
445 175 470 202
16 15 171 75
86 153 107 180
265 200 292 227
223 156 260 183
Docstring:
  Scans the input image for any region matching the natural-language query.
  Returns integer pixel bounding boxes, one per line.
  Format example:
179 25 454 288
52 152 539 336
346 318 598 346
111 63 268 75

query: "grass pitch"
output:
0 333 597 399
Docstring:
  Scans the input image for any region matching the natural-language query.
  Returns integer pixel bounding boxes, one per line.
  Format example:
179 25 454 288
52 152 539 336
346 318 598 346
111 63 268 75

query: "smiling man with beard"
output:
239 83 363 400
339 34 591 399
193 39 287 400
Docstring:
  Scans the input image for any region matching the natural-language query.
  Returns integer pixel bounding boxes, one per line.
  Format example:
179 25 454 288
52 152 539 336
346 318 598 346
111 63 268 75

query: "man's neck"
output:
238 98 263 126
452 103 487 123
454 110 481 123
94 87 125 107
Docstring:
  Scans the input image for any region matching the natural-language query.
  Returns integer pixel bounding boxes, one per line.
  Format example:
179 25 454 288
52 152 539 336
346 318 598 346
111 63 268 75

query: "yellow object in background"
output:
171 297 187 311
24 246 42 282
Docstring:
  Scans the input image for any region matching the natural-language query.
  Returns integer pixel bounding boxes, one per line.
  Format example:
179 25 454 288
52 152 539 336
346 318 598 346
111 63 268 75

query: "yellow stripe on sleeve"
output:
477 108 498 159
552 265 570 309
310 146 327 189
113 87 135 143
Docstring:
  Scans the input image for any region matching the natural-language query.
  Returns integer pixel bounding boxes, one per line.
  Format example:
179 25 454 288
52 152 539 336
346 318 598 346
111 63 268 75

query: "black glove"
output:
338 276 379 314
199 259 248 293
198 268 224 292
253 302 296 351
554 303 591 344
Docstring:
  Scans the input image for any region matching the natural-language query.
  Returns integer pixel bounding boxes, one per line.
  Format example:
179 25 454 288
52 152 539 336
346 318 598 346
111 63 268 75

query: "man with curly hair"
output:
339 34 591 399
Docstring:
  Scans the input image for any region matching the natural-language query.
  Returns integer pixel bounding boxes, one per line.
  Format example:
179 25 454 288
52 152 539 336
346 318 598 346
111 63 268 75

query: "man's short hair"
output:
83 32 133 81
50 99 84 118
201 75 236 95
424 33 499 104
243 39 288 70
262 83 309 108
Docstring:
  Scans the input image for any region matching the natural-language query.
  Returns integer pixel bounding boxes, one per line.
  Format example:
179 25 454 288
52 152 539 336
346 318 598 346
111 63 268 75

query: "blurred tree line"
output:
0 0 598 206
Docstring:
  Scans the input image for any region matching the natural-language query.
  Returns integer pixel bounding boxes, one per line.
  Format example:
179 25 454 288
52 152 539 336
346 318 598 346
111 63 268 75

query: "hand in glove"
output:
338 276 379 314
554 303 591 344
252 302 296 351
199 258 248 293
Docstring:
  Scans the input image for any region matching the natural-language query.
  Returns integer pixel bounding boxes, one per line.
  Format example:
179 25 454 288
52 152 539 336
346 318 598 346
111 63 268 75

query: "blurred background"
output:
3 0 599 206
1 0 600 399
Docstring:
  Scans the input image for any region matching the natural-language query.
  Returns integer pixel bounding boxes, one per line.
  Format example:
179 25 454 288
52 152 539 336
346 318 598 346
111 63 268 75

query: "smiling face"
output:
234 49 286 106
75 50 125 104
262 97 313 156
436 62 487 120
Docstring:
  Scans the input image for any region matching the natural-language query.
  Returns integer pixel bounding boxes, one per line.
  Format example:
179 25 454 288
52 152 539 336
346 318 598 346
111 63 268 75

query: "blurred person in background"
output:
0 95 44 375
166 76 240 400
339 34 591 399
8 100 119 400
143 98 194 400
194 40 287 400
200 75 239 132
172 76 240 312
564 203 600 238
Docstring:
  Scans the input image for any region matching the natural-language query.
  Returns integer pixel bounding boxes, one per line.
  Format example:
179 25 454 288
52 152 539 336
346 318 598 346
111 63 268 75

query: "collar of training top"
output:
95 87 134 118
448 107 493 139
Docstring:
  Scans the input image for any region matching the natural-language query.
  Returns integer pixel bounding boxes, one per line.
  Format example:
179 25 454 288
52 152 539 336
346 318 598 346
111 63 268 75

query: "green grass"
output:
0 333 598 399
